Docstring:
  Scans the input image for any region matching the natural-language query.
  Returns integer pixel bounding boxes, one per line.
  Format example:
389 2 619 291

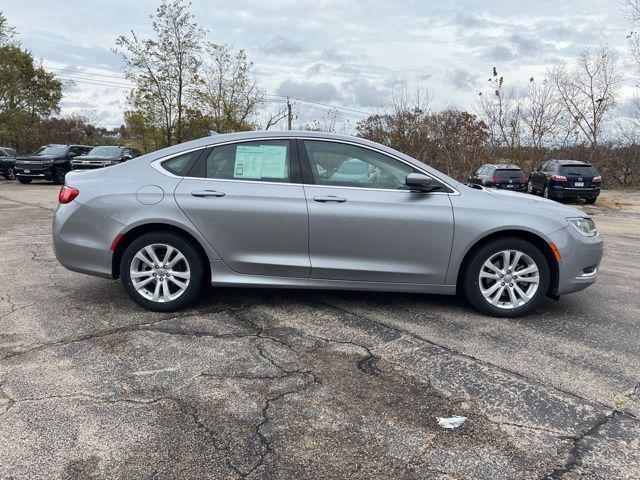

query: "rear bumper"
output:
552 186 600 198
52 201 124 278
548 225 604 295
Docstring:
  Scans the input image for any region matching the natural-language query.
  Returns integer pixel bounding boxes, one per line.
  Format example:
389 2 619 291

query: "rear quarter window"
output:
160 149 203 176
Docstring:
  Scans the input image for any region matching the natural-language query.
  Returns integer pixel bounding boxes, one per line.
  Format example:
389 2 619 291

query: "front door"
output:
174 139 310 278
300 139 454 284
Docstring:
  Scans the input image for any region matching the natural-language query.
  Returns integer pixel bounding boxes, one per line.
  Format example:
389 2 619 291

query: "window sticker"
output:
234 145 287 180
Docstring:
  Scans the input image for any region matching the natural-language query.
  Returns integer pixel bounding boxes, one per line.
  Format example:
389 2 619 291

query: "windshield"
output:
88 146 122 158
559 164 598 176
494 169 525 180
34 145 68 156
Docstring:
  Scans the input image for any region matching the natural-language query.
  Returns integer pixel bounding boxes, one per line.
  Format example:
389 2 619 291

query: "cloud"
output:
448 68 479 91
485 45 517 61
341 78 388 108
275 79 341 102
259 35 305 55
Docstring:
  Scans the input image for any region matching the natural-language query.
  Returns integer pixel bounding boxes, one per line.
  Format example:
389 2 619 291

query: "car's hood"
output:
16 154 57 162
479 187 585 217
72 155 115 161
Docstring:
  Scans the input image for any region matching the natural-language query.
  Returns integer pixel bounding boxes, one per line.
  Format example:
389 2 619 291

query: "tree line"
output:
1 2 640 187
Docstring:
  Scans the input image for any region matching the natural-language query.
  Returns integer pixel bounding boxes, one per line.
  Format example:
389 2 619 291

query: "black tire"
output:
543 184 553 200
120 232 205 312
462 237 550 317
4 166 16 180
17 177 32 184
586 197 597 205
526 181 536 195
53 166 68 185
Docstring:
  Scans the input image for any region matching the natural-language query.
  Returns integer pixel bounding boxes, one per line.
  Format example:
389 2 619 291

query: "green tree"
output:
114 0 205 147
0 43 62 151
195 44 264 133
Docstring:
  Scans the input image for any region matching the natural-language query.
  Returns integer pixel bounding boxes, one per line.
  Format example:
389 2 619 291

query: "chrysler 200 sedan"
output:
52 131 603 317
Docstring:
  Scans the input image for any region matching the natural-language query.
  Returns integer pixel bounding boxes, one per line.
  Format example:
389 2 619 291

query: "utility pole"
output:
287 97 292 130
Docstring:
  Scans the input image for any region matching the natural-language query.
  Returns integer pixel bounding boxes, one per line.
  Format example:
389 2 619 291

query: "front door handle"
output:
191 190 225 198
313 195 347 203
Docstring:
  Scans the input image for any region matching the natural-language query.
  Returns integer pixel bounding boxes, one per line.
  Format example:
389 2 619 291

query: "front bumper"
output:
15 162 53 179
548 224 604 295
53 201 124 278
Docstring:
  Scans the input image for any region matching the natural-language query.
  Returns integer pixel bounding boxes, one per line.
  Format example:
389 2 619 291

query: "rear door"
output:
299 139 454 284
173 139 310 278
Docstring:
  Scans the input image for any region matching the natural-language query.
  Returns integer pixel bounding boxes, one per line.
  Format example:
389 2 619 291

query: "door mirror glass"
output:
124 154 132 160
405 173 436 191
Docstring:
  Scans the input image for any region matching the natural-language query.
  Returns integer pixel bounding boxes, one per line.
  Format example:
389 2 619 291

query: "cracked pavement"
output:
0 182 639 479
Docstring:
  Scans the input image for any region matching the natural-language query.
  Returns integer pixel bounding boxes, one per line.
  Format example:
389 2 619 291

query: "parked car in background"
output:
53 131 603 318
71 146 141 171
468 164 528 192
15 145 92 184
0 147 17 180
527 160 601 204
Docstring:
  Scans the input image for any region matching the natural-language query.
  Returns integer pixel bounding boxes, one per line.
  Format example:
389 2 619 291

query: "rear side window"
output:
494 169 525 180
559 164 598 176
161 149 203 176
205 140 291 183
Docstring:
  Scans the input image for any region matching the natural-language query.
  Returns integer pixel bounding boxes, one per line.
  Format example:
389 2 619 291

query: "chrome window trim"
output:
150 136 460 195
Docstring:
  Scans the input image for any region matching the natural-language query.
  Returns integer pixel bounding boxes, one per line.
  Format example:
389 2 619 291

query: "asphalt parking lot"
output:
0 181 638 479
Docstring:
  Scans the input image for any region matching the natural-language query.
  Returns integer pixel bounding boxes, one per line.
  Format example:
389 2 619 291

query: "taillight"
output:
490 178 502 185
592 176 602 183
552 174 567 182
58 185 79 204
520 178 529 184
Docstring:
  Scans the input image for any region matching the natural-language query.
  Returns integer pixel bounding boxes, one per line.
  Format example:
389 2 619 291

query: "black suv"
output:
71 146 141 171
468 164 528 191
528 159 601 204
0 147 17 180
15 145 92 185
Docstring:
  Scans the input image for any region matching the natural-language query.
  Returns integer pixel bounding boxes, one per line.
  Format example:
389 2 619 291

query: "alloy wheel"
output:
478 249 540 310
129 243 191 303
6 166 16 180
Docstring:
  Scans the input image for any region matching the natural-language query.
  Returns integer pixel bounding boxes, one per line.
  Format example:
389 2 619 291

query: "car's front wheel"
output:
463 237 550 317
120 232 205 311
526 181 535 194
53 166 68 185
4 166 16 180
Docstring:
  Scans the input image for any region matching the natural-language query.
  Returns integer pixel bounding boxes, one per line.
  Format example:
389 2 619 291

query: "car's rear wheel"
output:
4 166 16 180
526 181 535 194
543 184 553 200
463 237 550 317
586 197 597 205
17 177 32 184
120 232 205 311
53 167 67 185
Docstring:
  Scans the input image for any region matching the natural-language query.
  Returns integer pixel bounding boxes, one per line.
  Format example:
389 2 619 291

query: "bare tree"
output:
195 44 264 133
520 77 567 149
0 10 16 45
476 68 521 150
550 45 620 149
114 0 205 146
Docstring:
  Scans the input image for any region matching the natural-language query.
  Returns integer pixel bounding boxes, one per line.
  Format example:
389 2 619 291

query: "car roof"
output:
485 163 522 169
550 159 592 166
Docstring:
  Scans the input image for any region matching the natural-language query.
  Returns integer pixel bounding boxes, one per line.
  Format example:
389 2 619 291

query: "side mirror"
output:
405 173 437 191
124 154 132 160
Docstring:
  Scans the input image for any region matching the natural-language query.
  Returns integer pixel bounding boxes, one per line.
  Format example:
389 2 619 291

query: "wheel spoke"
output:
501 250 510 271
135 252 154 269
168 276 188 290
163 246 175 266
152 280 161 301
167 252 185 269
509 251 523 272
479 270 500 280
481 282 501 297
134 277 155 290
490 285 505 305
514 265 537 276
131 270 153 279
483 260 503 275
514 284 530 301
517 275 539 284
145 246 162 267
161 280 171 301
507 285 519 306
168 270 190 280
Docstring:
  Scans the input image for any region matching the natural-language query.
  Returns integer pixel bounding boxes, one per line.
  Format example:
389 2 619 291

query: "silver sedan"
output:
52 131 603 317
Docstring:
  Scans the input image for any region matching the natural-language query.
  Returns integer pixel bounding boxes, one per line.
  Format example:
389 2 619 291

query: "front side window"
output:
303 140 414 190
205 140 291 183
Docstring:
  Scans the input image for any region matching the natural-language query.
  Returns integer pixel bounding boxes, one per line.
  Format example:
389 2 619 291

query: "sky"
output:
1 0 636 129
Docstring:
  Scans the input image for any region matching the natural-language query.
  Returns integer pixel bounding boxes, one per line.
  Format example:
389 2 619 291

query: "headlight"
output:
567 217 598 237
103 161 113 166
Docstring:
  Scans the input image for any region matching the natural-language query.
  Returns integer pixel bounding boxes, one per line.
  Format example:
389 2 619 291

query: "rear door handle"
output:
191 190 225 198
313 195 347 203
